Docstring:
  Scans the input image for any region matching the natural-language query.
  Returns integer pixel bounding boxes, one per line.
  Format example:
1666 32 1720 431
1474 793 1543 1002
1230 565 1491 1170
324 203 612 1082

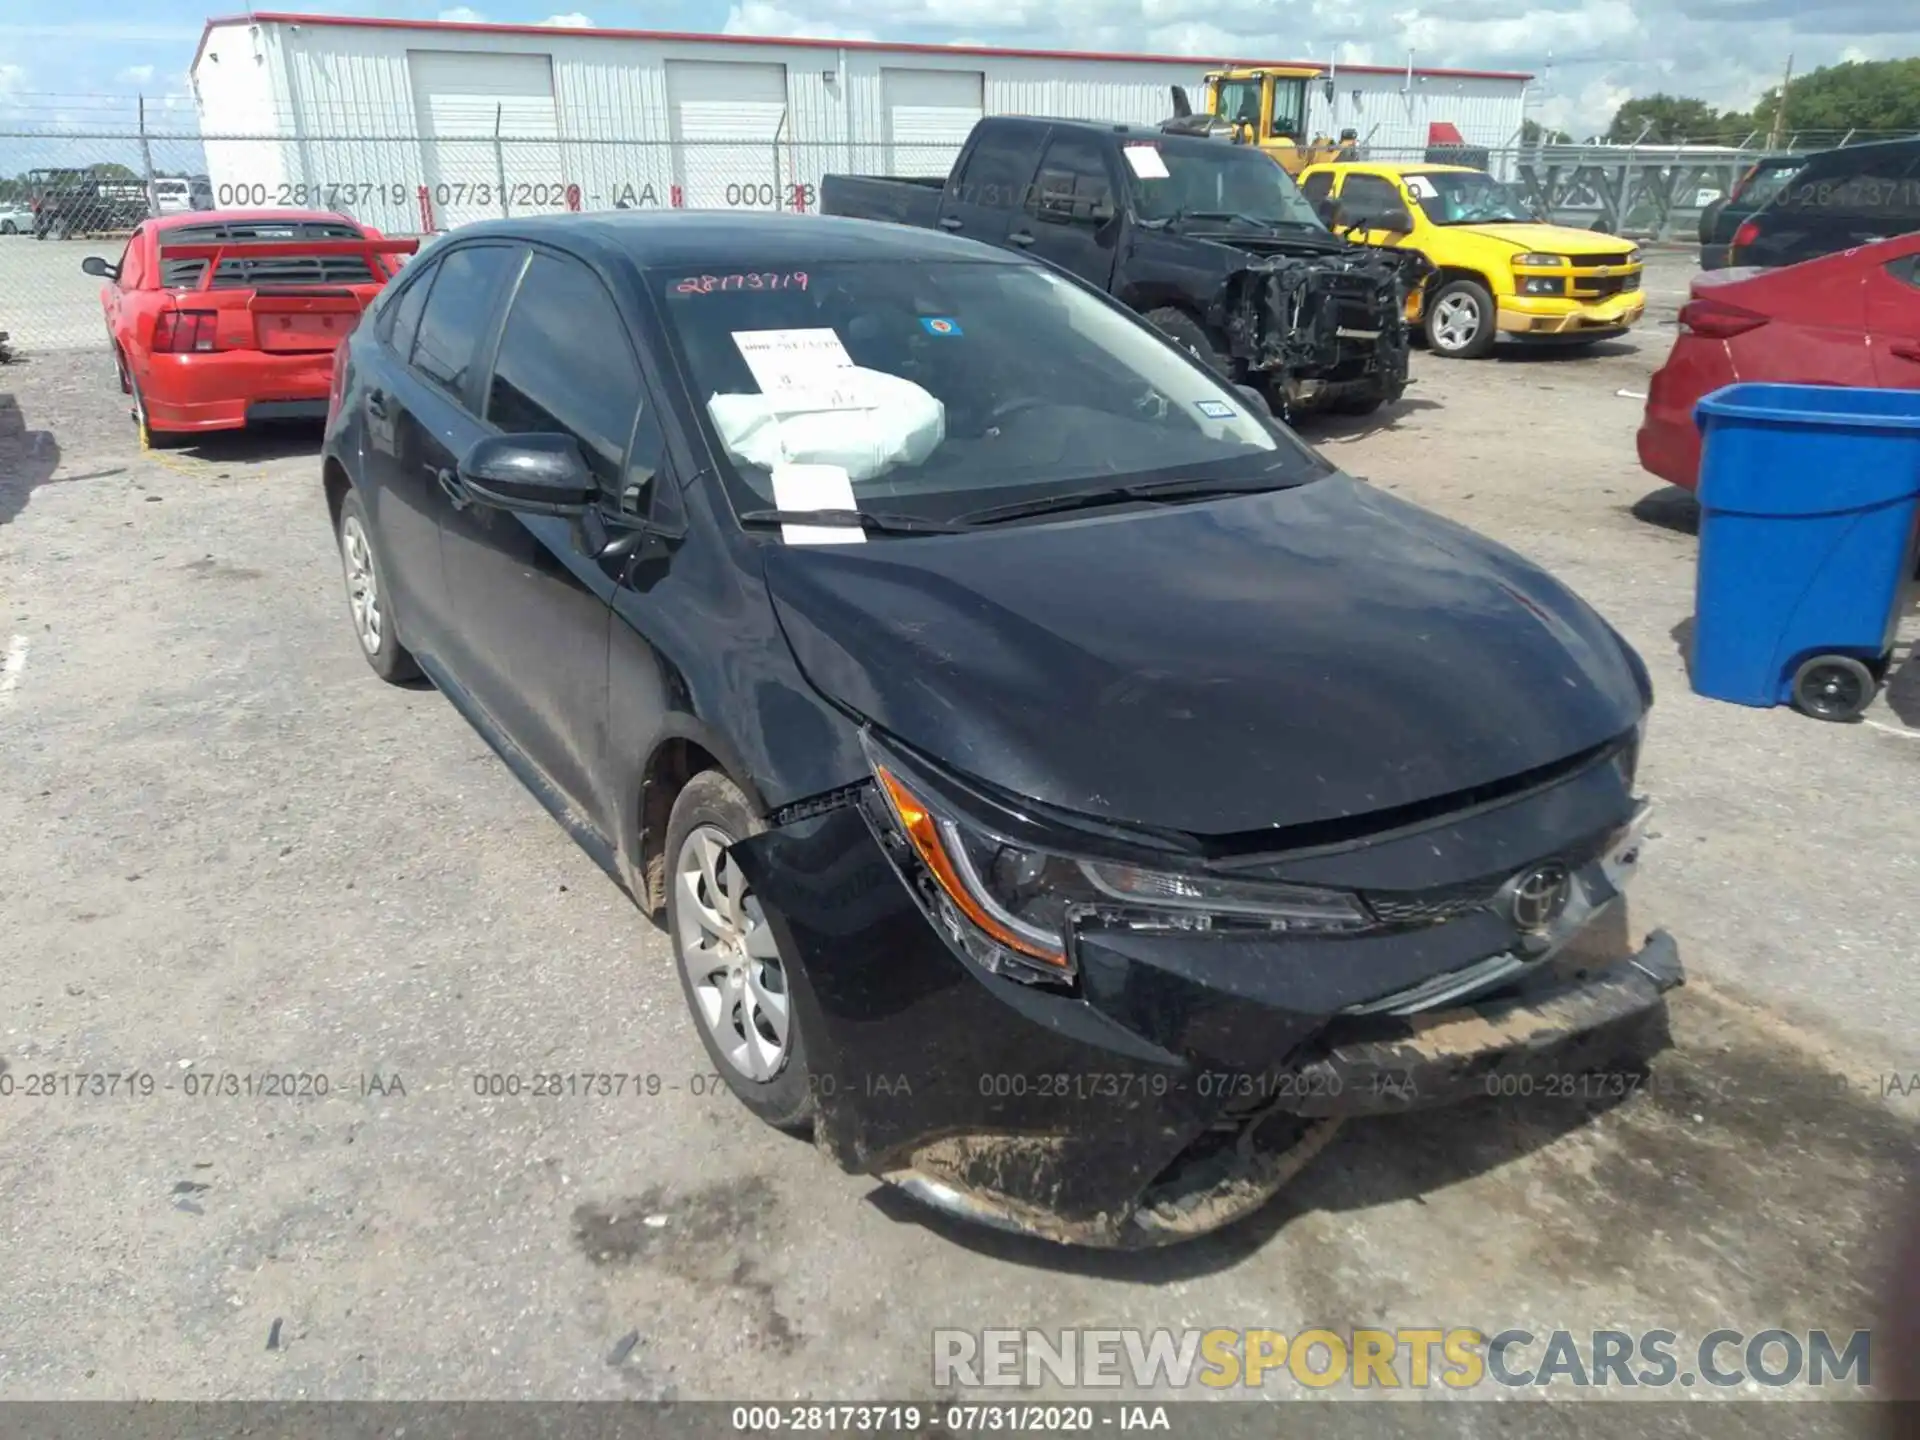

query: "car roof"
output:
442 210 1029 271
1300 161 1478 176
1802 136 1920 166
151 208 360 232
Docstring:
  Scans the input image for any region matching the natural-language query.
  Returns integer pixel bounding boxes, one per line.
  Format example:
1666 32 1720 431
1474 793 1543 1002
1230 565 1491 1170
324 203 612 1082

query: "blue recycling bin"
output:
1692 383 1920 721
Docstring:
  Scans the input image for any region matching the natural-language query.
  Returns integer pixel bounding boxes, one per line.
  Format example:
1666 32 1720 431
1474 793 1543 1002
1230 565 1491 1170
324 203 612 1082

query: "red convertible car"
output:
84 209 417 446
1638 232 1920 491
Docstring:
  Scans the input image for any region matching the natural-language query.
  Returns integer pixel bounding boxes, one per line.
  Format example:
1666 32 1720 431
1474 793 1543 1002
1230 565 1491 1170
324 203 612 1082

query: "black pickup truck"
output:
821 115 1430 418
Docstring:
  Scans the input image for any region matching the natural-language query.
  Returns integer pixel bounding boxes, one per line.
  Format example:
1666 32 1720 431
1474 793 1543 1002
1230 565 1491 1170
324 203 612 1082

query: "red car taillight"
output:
1731 219 1761 251
327 340 349 423
1678 297 1769 339
152 310 218 353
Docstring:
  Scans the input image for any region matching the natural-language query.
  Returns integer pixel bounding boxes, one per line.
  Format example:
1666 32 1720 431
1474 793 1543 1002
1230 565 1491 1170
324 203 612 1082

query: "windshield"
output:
1126 137 1326 228
652 259 1327 529
1405 170 1533 225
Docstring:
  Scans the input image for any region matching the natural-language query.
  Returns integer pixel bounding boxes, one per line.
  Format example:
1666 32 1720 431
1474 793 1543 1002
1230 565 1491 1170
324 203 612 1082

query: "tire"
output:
1790 655 1876 722
1424 278 1497 360
128 372 189 450
1145 306 1234 379
0 220 15 235
665 770 815 1133
334 489 422 684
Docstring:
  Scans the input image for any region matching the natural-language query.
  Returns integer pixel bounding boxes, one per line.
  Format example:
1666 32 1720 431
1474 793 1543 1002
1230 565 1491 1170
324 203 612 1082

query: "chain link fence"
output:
0 117 1804 354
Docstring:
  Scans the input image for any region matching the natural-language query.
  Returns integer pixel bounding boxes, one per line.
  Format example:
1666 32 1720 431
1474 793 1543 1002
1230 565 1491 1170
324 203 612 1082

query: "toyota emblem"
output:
1507 862 1572 932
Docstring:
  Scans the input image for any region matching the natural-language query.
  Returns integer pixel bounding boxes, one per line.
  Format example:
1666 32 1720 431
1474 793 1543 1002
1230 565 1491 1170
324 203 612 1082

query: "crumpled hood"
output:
1458 222 1638 259
762 475 1645 838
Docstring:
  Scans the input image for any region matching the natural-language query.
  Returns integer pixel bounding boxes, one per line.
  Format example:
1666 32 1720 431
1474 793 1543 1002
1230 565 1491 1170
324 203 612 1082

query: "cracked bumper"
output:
733 787 1683 1248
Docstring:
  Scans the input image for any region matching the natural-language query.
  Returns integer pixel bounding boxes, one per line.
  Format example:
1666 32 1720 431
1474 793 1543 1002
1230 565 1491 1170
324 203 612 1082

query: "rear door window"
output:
411 244 521 405
483 252 643 489
381 257 438 362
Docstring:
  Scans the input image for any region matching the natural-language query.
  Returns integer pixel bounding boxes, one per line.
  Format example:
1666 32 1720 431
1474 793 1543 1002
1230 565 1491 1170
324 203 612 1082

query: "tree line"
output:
1523 56 1920 149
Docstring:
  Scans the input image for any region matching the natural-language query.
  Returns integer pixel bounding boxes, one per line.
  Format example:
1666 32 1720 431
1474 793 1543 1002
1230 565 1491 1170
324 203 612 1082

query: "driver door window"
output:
1337 174 1410 242
1028 136 1115 225
484 251 646 498
1023 135 1120 290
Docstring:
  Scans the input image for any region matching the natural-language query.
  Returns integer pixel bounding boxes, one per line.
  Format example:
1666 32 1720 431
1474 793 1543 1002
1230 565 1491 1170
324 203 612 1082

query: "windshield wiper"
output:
736 507 973 536
957 476 1300 527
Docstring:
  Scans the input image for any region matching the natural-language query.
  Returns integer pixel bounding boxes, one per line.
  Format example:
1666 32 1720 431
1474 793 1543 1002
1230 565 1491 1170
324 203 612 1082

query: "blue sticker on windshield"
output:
920 316 962 336
1196 400 1236 419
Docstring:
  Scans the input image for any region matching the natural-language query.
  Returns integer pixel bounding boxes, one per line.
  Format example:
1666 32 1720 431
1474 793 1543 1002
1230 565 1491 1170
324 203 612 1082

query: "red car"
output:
1638 232 1920 491
83 209 417 446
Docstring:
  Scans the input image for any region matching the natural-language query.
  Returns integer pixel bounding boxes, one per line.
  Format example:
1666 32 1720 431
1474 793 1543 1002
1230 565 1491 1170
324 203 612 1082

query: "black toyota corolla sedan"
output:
321 210 1680 1247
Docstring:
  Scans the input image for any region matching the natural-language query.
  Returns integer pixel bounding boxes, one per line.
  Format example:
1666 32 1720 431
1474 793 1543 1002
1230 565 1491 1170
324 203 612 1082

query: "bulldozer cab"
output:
1164 67 1339 177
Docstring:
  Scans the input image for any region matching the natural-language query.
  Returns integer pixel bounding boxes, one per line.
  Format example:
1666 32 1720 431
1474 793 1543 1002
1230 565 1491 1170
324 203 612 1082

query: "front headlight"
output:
1512 252 1565 267
1623 249 1643 266
865 737 1373 985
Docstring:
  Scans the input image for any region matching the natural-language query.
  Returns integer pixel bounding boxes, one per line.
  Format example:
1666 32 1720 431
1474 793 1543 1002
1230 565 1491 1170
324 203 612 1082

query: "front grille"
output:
1362 878 1503 927
1573 274 1639 300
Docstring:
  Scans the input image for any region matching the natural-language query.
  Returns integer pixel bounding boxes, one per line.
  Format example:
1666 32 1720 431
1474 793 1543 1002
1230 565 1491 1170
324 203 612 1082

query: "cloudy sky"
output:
0 0 1914 139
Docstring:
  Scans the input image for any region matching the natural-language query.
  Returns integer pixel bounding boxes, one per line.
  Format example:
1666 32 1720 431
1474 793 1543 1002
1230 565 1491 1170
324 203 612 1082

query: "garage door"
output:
666 60 789 210
883 68 984 177
409 50 566 230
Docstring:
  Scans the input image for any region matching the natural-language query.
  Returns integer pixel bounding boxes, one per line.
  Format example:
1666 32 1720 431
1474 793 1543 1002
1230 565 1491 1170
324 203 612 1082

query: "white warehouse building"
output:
190 12 1531 235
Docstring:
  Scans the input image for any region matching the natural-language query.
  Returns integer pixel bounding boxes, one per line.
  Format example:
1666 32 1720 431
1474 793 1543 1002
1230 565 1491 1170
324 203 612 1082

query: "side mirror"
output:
1313 198 1338 226
81 256 117 280
457 433 598 516
1375 206 1416 235
1233 383 1273 417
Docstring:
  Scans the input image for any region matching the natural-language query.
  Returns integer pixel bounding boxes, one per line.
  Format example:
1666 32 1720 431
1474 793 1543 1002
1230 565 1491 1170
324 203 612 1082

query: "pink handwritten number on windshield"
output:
675 272 810 295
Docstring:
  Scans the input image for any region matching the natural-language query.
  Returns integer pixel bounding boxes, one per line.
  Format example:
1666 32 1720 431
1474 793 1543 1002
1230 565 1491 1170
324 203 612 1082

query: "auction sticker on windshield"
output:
1123 145 1171 180
1404 174 1439 200
770 462 866 547
733 328 855 396
1195 400 1237 419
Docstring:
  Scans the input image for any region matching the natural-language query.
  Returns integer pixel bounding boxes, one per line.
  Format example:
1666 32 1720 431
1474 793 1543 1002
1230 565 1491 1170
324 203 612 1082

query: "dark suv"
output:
1730 137 1920 269
1698 154 1804 270
322 210 1677 1248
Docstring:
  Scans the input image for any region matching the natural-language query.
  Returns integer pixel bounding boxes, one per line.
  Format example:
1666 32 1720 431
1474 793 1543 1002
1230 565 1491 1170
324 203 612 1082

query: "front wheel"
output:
1424 278 1497 359
1145 306 1234 379
666 770 815 1133
0 220 15 235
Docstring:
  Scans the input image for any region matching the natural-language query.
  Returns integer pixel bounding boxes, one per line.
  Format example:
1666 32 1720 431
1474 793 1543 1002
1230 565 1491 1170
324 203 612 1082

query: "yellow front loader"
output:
1160 67 1354 177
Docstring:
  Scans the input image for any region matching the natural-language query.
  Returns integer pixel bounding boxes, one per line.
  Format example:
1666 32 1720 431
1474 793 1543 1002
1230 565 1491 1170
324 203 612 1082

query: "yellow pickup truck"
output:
1295 161 1645 359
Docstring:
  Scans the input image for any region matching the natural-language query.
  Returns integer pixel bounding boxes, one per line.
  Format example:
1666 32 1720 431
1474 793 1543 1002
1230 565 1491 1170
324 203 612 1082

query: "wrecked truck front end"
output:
1210 241 1433 414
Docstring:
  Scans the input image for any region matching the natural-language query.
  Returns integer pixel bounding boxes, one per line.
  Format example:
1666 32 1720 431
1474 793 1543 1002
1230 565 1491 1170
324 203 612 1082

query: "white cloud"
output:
438 6 488 19
538 11 596 24
712 0 1920 133
116 64 156 85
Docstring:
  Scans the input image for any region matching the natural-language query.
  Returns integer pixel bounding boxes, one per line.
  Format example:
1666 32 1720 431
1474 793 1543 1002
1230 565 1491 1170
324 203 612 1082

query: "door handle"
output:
366 390 389 420
1892 343 1920 363
1007 230 1036 247
435 466 470 509
937 215 963 231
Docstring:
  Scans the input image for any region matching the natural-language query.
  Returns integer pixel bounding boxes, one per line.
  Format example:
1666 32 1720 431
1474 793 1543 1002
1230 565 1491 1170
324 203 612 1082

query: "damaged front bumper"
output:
731 779 1683 1250
1213 247 1433 400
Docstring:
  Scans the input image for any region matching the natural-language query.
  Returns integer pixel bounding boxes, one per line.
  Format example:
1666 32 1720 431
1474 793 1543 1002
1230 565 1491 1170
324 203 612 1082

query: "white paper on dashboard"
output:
770 462 866 545
1122 145 1171 179
1403 174 1438 200
732 328 855 397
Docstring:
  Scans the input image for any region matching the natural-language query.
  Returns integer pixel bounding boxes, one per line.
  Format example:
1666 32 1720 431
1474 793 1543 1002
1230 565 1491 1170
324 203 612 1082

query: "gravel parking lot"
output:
1 252 1914 1424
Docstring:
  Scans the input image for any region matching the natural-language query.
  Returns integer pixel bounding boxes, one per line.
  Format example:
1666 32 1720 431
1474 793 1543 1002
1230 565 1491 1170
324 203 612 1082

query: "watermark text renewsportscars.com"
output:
932 1328 1871 1391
